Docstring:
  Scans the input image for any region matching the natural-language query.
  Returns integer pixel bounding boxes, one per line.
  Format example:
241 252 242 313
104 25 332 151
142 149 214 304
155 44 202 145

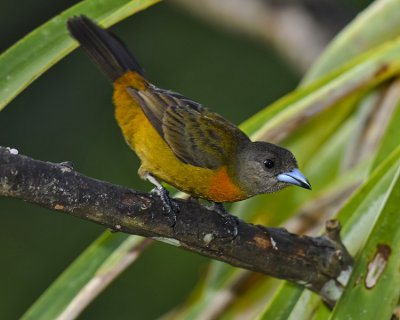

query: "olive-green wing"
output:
127 87 249 169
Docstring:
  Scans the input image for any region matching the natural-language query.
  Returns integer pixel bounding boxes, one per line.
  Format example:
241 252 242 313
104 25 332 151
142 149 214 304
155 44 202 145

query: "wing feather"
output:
127 87 249 169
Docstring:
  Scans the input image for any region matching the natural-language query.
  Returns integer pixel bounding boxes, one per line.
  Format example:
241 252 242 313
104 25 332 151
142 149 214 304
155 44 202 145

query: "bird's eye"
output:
264 159 274 169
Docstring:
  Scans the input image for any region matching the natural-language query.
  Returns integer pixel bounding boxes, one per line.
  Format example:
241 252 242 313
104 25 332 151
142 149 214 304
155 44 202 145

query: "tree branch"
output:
0 146 353 306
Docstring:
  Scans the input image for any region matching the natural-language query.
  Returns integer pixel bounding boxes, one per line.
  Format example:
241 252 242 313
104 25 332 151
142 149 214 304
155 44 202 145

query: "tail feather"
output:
67 15 145 82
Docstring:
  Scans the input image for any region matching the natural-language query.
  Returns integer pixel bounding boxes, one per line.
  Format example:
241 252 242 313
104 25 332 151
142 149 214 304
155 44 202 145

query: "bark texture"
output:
0 146 353 305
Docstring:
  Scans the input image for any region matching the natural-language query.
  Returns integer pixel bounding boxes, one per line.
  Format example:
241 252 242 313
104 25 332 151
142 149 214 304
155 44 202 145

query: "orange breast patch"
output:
207 166 244 202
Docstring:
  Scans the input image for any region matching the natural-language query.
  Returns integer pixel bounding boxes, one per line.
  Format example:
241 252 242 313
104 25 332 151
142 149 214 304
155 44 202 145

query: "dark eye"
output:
264 159 274 169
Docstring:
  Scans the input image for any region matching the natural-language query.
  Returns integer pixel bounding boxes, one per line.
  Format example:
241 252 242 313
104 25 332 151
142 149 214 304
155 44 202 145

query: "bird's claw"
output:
151 186 179 226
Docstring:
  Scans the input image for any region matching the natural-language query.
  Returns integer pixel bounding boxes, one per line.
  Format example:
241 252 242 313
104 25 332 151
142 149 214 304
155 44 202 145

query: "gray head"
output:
234 141 311 197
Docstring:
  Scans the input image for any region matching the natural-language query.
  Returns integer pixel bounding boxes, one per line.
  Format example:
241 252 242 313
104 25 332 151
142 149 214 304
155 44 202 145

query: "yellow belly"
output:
112 72 245 202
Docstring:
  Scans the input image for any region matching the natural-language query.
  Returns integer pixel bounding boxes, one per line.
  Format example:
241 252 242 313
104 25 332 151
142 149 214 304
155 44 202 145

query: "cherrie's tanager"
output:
66 16 311 223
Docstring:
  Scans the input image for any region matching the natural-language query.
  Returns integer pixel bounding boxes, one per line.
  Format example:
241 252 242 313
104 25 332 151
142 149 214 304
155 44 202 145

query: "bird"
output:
66 16 311 230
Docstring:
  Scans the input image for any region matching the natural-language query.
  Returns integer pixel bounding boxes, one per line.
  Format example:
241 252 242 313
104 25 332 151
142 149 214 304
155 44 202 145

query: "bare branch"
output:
0 146 353 305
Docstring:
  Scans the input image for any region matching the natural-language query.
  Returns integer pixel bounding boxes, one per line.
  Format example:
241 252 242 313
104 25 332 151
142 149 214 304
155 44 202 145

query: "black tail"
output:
67 15 145 82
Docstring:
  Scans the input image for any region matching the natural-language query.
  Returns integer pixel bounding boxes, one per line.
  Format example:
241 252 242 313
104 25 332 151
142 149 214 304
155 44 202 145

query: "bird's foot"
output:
206 202 239 239
147 174 179 226
150 186 179 226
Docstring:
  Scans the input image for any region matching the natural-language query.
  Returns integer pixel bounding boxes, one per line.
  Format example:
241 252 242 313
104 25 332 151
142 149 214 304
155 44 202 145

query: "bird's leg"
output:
207 202 239 238
146 173 179 225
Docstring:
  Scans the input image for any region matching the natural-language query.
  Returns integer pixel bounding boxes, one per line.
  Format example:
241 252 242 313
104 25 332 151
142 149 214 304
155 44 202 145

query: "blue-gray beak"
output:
277 168 311 190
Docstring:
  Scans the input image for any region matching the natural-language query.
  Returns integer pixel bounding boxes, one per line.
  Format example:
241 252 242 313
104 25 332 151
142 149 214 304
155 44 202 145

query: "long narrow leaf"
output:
257 283 304 320
0 0 161 110
371 100 400 170
330 165 400 319
302 0 400 84
246 37 400 142
21 233 150 320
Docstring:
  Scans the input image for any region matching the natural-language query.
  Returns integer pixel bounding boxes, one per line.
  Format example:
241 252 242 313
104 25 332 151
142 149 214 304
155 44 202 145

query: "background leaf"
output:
330 164 400 319
0 0 161 111
302 0 400 84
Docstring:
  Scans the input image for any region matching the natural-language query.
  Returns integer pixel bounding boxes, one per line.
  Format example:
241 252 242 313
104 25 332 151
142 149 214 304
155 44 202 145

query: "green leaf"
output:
0 0 161 111
243 36 400 142
302 0 400 84
257 283 304 320
21 232 148 320
371 102 400 171
330 164 400 319
339 146 400 254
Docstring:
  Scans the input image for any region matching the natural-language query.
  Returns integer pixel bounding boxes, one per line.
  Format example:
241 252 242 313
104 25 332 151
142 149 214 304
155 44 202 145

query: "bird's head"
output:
234 141 311 197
